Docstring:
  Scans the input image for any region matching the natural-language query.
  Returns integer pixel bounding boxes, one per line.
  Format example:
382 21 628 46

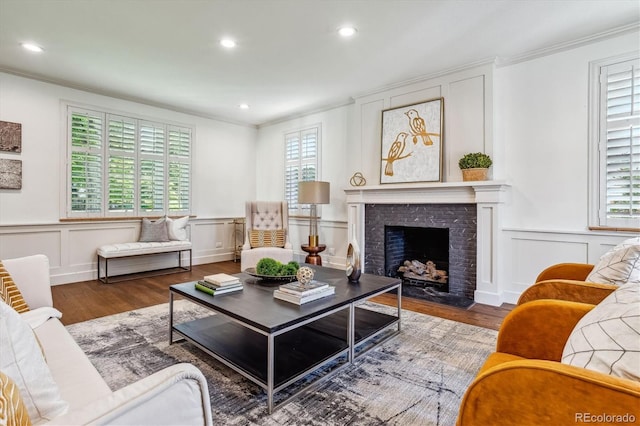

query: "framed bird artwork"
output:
380 97 443 184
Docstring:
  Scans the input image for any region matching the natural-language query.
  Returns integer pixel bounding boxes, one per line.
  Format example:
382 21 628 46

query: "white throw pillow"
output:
586 244 640 285
561 282 640 381
0 301 68 422
613 236 640 251
166 215 189 241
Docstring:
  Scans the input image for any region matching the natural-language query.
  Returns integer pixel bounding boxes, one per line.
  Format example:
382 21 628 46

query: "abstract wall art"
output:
380 98 443 184
0 121 22 153
0 159 22 189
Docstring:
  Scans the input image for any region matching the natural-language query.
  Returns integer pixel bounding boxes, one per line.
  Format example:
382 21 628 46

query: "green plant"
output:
256 258 300 276
458 152 492 169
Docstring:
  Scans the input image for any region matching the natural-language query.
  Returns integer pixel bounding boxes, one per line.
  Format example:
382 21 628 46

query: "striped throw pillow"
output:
249 230 286 248
0 262 29 313
0 371 32 426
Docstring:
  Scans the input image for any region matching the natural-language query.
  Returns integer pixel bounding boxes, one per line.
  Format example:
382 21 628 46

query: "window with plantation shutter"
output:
66 105 192 218
139 121 165 214
589 56 640 229
284 126 320 215
168 126 191 213
70 110 103 214
108 116 136 214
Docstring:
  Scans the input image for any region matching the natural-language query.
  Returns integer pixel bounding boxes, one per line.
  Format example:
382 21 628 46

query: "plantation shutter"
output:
66 105 192 218
284 126 319 215
168 126 191 214
70 109 103 214
600 59 640 226
107 115 136 214
139 122 165 214
285 132 301 211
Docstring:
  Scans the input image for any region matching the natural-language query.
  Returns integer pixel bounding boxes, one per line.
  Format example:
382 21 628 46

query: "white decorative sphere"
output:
296 266 314 286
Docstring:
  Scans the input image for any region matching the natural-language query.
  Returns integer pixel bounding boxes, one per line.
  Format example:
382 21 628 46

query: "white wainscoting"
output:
0 218 243 285
289 218 348 270
0 217 349 286
501 228 638 304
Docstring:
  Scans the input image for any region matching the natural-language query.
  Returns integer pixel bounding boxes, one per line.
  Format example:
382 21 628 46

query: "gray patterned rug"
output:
66 300 497 425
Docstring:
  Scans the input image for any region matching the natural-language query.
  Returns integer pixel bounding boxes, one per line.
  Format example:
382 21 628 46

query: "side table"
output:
233 217 245 262
301 244 326 265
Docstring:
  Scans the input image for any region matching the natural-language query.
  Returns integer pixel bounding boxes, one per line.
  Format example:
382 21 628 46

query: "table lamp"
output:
298 181 330 247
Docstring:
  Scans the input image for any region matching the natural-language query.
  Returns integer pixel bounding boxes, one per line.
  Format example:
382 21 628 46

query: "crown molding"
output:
257 97 355 128
0 66 258 129
495 22 640 67
351 58 497 101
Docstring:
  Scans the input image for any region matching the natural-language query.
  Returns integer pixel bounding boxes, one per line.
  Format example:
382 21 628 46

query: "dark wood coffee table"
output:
169 266 401 413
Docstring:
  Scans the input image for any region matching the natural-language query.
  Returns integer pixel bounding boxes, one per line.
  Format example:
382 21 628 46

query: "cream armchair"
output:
240 201 294 271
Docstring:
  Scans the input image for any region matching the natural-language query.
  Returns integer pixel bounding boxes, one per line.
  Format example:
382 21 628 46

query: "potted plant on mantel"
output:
458 152 492 181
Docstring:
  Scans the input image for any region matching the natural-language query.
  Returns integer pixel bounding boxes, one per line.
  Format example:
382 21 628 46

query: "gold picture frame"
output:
380 97 443 184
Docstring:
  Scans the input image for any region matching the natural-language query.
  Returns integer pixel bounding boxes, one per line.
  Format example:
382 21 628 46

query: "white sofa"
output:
2 254 213 425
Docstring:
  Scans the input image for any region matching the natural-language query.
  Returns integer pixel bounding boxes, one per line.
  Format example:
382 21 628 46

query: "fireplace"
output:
385 225 449 292
365 204 476 307
345 181 510 306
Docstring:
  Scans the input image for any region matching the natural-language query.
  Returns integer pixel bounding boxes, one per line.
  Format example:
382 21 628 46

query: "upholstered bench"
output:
97 240 192 283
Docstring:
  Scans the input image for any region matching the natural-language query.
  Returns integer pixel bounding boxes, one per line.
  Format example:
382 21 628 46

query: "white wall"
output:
496 30 640 302
254 30 639 305
1 29 638 298
0 72 257 283
255 105 353 268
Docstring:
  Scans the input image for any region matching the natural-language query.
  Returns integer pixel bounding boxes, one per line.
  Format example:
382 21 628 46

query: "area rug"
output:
66 300 497 425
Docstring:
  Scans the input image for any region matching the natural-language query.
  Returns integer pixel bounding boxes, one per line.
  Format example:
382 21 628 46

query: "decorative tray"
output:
243 267 297 283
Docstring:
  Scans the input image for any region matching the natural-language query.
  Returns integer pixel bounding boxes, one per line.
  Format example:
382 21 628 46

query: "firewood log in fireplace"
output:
398 259 448 284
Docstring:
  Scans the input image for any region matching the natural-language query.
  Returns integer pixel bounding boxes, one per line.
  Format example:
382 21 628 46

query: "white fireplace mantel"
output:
345 181 511 306
344 180 510 205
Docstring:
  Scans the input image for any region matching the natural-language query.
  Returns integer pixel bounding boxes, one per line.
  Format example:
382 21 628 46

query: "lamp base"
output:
301 244 326 266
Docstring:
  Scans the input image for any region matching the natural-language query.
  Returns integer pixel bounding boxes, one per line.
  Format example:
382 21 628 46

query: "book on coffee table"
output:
278 280 329 295
203 273 241 287
273 286 335 305
195 282 243 296
198 279 243 291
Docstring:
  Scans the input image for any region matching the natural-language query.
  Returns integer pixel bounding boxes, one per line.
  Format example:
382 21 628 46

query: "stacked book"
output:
273 281 335 305
195 273 243 296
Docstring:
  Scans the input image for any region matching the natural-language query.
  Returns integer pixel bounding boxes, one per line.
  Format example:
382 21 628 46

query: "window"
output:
67 105 192 218
589 55 640 229
284 125 320 215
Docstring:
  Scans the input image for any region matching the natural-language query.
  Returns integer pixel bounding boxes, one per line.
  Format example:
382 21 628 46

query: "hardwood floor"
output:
51 261 514 330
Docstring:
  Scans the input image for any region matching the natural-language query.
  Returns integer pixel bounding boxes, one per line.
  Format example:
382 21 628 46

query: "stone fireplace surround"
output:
345 181 510 306
366 204 476 301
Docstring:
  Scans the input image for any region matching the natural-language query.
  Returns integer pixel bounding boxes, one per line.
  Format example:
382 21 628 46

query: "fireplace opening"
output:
385 225 449 291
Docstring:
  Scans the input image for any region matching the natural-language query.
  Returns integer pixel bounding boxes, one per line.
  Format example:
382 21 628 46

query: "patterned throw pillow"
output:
138 217 170 242
249 229 286 248
562 282 640 380
0 262 29 313
0 371 32 426
586 244 640 286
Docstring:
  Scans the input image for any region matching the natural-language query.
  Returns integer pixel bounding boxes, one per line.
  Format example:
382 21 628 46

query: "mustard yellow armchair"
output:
456 299 640 426
518 262 617 306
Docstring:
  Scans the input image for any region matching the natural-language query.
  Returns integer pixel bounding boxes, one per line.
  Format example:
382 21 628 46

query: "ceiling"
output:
0 0 638 127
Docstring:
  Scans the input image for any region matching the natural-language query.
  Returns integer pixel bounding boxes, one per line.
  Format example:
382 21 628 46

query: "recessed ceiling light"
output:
220 38 236 48
239 103 249 109
338 26 357 37
21 42 43 53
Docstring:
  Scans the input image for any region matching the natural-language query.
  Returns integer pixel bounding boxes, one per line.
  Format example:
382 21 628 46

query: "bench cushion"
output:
97 241 192 259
